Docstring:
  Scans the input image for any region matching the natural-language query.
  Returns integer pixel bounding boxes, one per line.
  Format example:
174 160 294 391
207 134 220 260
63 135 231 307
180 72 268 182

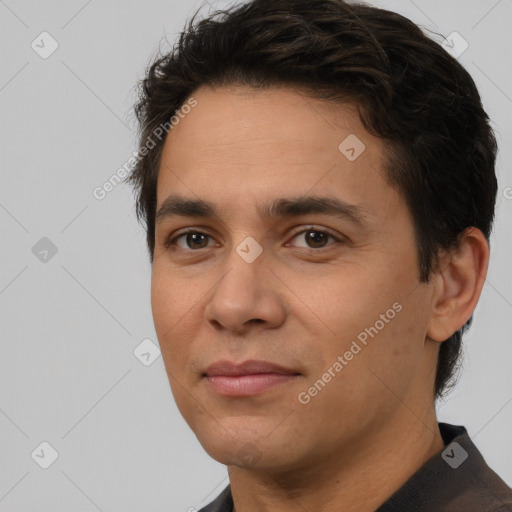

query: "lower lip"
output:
205 373 299 396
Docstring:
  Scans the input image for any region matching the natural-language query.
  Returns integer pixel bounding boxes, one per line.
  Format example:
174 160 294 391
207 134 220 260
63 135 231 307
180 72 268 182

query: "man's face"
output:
151 85 438 470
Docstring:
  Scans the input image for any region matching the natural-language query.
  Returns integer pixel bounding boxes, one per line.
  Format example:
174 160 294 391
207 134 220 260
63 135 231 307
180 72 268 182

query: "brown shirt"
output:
198 423 512 511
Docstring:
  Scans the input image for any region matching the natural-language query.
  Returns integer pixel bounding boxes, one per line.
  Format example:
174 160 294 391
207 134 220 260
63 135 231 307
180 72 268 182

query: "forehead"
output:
156 84 394 219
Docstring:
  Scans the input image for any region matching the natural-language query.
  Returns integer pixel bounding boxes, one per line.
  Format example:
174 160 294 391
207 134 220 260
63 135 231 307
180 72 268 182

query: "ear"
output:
427 227 490 342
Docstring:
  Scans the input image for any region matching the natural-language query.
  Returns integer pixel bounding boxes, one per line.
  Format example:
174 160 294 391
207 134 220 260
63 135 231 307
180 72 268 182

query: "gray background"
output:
0 0 511 510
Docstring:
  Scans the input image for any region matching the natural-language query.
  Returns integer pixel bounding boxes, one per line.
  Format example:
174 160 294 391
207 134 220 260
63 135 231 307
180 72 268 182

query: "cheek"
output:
151 264 201 328
151 270 191 365
309 268 398 339
151 272 172 339
307 256 428 381
295 305 427 441
151 272 200 416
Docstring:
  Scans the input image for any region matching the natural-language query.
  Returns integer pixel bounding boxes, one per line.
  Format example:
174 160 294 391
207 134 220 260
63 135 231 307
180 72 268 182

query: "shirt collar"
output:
200 422 512 512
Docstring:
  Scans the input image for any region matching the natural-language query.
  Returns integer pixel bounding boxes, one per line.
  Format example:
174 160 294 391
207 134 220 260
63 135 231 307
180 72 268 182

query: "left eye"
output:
287 229 339 249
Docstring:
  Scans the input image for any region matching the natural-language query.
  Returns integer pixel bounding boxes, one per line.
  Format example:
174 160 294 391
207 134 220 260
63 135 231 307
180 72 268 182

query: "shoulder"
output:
378 423 512 511
438 423 512 510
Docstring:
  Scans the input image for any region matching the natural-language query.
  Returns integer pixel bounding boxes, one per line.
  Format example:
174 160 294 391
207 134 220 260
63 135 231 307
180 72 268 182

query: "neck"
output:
228 406 444 512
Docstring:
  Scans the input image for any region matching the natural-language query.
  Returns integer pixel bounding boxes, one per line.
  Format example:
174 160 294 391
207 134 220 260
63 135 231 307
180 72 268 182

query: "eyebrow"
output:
155 193 370 228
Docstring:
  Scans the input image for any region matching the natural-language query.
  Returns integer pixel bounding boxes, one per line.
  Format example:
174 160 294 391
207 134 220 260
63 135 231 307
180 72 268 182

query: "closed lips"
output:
203 360 301 376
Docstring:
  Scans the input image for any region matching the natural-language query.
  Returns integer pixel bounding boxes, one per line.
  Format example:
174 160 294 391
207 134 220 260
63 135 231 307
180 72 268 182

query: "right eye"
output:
165 230 217 251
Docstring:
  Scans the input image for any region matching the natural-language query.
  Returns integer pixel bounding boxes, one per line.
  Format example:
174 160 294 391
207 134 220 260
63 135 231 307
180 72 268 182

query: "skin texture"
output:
151 85 489 511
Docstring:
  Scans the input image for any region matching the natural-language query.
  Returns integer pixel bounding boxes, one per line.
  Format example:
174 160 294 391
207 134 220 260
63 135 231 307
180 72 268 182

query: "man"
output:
127 0 512 510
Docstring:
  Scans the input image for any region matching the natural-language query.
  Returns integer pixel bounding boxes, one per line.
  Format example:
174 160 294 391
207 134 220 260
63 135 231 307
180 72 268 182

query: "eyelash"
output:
164 227 344 252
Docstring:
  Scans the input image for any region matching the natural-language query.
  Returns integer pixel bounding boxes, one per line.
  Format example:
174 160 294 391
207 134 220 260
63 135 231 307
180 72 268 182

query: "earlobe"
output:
426 228 490 343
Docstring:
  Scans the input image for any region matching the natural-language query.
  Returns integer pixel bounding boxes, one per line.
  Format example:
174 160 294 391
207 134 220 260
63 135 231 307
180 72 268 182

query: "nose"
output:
203 245 286 336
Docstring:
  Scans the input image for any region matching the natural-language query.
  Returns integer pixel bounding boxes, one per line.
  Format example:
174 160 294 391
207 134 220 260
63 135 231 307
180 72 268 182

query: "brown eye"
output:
184 233 209 249
166 231 214 250
289 228 339 250
304 230 329 248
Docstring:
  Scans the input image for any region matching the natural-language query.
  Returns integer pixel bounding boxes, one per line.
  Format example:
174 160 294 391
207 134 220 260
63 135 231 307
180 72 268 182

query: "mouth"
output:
202 359 301 396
